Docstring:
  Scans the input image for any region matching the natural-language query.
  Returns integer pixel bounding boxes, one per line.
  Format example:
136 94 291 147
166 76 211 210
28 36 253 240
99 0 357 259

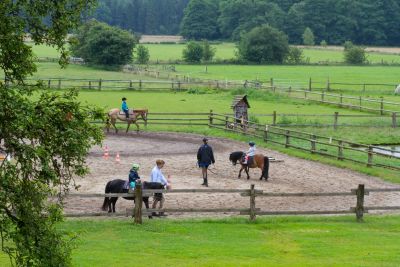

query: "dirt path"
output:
65 132 400 218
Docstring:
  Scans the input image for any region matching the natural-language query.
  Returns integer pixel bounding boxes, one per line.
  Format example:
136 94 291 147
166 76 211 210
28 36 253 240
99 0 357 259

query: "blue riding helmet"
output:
249 141 255 146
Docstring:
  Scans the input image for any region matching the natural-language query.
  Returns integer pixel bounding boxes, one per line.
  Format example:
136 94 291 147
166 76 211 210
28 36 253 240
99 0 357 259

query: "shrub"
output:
70 20 137 66
344 46 367 64
237 25 289 64
320 40 328 47
202 40 216 62
343 40 354 51
302 27 315 46
182 41 203 63
136 45 150 64
285 47 304 64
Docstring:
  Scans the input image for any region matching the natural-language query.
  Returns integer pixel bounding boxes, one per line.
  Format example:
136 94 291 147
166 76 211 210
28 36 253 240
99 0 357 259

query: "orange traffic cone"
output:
103 145 109 160
115 152 121 164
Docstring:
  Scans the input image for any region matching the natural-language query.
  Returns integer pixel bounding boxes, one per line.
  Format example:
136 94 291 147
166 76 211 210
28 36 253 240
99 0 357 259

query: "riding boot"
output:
201 178 206 185
204 178 208 187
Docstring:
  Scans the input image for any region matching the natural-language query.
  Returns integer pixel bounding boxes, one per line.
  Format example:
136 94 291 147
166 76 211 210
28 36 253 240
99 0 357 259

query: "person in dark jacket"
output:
197 138 215 187
128 163 141 190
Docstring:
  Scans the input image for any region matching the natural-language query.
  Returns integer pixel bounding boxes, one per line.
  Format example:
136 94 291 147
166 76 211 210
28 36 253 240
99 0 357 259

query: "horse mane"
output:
229 151 244 162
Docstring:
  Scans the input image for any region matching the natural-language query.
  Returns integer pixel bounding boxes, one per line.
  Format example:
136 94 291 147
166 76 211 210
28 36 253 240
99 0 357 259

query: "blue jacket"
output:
122 101 128 111
197 144 215 164
129 169 140 183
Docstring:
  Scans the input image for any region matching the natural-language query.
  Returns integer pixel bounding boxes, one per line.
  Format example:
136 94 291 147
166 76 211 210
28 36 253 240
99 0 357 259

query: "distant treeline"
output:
93 0 190 35
93 0 400 46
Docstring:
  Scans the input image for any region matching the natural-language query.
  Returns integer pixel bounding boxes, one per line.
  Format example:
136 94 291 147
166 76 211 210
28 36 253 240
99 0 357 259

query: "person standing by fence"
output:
150 159 170 216
197 138 215 187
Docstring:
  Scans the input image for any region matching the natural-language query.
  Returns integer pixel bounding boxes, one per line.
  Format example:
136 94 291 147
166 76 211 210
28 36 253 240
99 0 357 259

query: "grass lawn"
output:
2 215 400 267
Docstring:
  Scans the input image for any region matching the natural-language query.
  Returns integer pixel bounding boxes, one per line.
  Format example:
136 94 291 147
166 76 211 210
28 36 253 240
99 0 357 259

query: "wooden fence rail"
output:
64 184 400 224
210 113 400 170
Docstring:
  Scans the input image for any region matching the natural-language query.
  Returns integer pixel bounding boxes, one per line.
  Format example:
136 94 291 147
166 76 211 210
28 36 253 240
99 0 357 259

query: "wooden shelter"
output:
231 95 250 124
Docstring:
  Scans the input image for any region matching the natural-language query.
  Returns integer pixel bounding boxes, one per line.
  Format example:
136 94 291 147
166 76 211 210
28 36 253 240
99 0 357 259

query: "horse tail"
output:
262 156 269 179
101 181 112 211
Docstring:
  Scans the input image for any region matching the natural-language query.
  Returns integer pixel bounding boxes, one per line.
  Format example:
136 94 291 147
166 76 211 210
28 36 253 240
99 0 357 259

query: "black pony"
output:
229 151 269 180
101 179 164 217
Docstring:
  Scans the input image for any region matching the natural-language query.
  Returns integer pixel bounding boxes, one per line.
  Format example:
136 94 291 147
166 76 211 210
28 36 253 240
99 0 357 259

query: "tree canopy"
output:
70 20 138 66
92 0 400 46
0 0 103 266
180 0 219 40
237 25 289 64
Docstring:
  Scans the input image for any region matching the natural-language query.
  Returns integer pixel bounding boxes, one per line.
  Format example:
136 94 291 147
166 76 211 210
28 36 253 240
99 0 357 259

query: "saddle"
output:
241 155 254 166
119 109 135 115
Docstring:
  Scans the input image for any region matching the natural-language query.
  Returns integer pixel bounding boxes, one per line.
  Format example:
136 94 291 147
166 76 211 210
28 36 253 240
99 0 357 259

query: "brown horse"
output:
106 108 148 133
229 151 269 180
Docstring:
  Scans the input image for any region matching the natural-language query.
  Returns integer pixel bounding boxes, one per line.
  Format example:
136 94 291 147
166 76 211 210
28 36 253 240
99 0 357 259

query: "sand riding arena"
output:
64 132 400 218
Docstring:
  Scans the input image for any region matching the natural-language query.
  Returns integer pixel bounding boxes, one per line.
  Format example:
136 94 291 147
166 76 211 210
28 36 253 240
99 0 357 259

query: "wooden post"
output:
129 80 133 90
392 113 397 128
321 92 325 102
288 86 291 96
209 110 213 126
178 81 181 91
326 78 330 91
225 116 229 128
363 83 366 92
355 184 365 222
134 181 143 224
367 146 373 167
89 81 92 90
264 125 268 142
380 98 384 115
139 80 142 90
339 94 343 107
359 96 362 110
334 112 339 130
98 79 102 91
270 78 274 87
48 79 51 88
171 81 174 90
272 111 277 126
304 90 307 99
58 79 61 89
285 130 290 148
338 140 344 160
308 77 312 91
249 184 256 221
311 134 316 153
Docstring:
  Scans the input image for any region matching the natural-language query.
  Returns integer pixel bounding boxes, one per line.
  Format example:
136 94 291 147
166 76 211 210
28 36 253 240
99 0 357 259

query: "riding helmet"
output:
249 141 255 146
122 97 127 101
131 163 140 171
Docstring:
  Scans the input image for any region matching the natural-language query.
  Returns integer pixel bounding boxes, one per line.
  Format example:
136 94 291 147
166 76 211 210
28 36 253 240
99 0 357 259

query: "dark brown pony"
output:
229 151 269 180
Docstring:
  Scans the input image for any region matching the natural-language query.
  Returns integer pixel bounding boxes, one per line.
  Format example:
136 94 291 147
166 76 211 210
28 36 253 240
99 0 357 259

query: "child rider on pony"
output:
243 141 256 165
129 163 141 190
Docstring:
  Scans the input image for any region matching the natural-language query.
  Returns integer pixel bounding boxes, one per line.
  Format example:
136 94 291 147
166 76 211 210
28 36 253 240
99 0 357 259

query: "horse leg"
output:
238 166 243 178
245 166 250 180
143 197 152 219
106 117 110 133
112 119 118 134
126 121 131 133
111 197 118 213
134 121 139 133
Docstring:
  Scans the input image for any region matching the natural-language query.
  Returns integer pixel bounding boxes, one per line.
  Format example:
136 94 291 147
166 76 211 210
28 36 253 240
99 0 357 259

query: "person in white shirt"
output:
150 159 170 216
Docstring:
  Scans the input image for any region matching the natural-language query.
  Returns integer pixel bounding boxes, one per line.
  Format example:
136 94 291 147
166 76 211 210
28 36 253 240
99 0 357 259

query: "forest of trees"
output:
93 0 400 46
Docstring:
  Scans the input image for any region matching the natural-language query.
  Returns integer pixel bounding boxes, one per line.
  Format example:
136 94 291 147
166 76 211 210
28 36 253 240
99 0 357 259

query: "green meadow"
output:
2 215 400 267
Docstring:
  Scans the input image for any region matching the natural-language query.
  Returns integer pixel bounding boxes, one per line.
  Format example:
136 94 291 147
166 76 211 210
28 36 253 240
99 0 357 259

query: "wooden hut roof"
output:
231 95 250 108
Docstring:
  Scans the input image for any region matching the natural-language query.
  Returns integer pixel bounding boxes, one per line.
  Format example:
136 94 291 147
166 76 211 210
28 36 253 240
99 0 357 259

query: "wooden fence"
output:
65 183 400 224
209 113 400 170
103 111 398 129
9 75 400 114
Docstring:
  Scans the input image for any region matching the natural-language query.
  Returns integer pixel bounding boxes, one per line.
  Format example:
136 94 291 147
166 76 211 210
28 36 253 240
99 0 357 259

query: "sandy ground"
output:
64 132 400 218
139 35 184 43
